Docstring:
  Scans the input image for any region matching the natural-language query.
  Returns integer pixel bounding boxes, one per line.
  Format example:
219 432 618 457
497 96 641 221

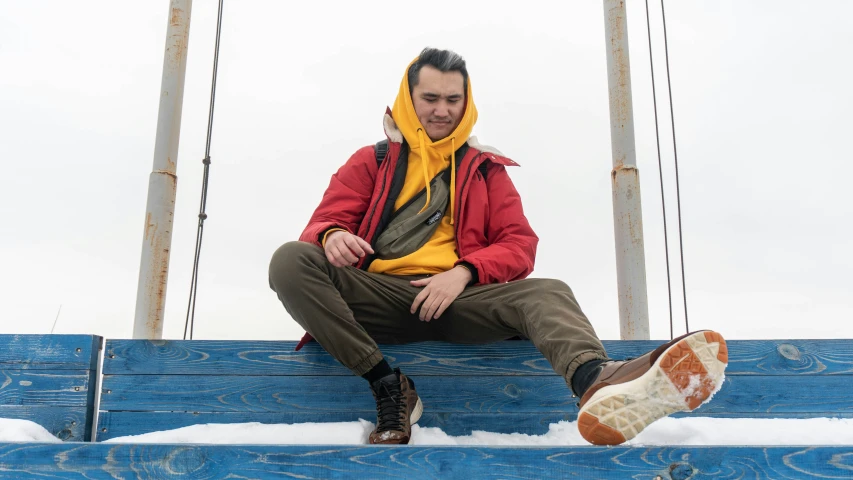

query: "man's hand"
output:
410 266 472 321
324 231 374 267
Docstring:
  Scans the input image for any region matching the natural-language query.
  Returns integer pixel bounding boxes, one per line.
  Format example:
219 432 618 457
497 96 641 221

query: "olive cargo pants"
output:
269 241 607 385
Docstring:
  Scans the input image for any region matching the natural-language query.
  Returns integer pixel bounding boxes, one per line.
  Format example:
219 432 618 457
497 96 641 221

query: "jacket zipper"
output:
454 152 485 258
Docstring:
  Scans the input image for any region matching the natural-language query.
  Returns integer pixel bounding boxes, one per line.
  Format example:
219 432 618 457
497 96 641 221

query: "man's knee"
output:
268 241 325 291
531 278 574 297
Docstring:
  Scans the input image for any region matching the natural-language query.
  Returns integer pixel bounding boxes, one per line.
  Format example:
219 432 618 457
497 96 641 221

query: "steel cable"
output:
644 0 675 340
659 0 690 333
184 0 225 340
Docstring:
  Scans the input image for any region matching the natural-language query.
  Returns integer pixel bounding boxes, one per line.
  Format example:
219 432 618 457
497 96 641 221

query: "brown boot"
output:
577 330 728 445
368 368 423 444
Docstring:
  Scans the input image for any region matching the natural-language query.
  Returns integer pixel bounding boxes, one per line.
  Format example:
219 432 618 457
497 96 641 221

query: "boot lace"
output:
373 381 406 432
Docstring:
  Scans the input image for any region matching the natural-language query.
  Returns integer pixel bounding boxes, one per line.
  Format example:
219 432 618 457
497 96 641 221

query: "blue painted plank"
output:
0 406 89 441
0 335 100 441
0 370 91 406
0 335 101 370
103 339 853 376
1 443 852 479
99 374 853 415
99 375 570 413
95 410 853 441
102 339 560 376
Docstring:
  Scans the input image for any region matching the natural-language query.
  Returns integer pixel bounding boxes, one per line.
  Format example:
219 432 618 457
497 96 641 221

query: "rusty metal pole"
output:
603 0 650 340
133 0 193 339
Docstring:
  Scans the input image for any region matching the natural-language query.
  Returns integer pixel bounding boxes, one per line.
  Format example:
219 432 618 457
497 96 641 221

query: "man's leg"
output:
268 241 430 445
437 277 726 446
439 278 609 389
268 241 439 375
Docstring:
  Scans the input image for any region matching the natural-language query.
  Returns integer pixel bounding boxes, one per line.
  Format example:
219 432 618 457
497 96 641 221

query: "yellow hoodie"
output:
368 58 479 275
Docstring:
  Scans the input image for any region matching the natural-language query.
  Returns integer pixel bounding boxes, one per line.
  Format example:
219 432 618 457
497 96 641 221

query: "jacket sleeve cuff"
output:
320 228 346 248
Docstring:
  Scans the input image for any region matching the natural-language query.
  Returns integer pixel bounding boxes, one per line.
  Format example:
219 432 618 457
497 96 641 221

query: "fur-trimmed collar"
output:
467 136 504 156
383 113 403 144
382 113 505 157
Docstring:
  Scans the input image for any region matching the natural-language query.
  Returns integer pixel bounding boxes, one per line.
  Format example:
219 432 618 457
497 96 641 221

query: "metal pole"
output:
133 0 193 339
603 0 650 340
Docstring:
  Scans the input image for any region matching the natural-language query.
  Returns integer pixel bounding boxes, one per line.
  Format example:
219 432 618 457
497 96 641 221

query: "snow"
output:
4 416 853 446
100 417 853 446
0 418 62 443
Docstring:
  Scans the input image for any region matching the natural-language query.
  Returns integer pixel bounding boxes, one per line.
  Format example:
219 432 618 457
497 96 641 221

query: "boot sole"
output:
411 397 423 425
577 330 728 445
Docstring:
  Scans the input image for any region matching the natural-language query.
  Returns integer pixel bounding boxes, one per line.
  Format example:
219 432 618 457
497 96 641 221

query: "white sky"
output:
1 1 851 341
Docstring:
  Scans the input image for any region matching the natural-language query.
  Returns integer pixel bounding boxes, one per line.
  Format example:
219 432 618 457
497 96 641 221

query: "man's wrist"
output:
455 262 477 285
454 265 473 283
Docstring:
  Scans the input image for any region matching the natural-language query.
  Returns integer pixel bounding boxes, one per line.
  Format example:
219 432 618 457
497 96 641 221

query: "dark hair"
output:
407 47 469 94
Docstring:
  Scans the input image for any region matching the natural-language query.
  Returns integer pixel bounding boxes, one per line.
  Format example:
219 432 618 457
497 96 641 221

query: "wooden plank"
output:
0 406 89 441
95 410 853 441
0 335 101 370
0 370 91 406
98 375 572 413
1 443 852 479
99 374 853 416
0 335 101 442
103 339 853 376
102 339 561 376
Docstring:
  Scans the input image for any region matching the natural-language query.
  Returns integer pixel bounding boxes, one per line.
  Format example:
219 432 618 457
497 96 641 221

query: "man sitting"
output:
269 47 727 445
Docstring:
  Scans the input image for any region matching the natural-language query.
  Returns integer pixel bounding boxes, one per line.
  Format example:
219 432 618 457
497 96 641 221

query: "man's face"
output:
411 65 465 142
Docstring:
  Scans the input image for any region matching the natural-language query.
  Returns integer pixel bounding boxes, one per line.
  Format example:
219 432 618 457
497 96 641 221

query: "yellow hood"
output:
390 57 478 224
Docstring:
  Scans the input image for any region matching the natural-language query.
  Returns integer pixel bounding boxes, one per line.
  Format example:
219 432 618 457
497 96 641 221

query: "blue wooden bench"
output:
0 334 102 442
2 337 852 478
94 338 853 440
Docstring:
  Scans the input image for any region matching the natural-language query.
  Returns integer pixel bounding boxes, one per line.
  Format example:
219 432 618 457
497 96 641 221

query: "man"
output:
269 48 727 446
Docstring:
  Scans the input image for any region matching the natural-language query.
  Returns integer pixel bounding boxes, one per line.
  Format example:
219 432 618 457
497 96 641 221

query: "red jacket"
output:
295 135 539 349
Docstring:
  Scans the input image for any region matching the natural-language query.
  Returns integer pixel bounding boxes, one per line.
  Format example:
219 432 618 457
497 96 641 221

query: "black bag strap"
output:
477 161 488 180
374 138 488 180
374 139 389 165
